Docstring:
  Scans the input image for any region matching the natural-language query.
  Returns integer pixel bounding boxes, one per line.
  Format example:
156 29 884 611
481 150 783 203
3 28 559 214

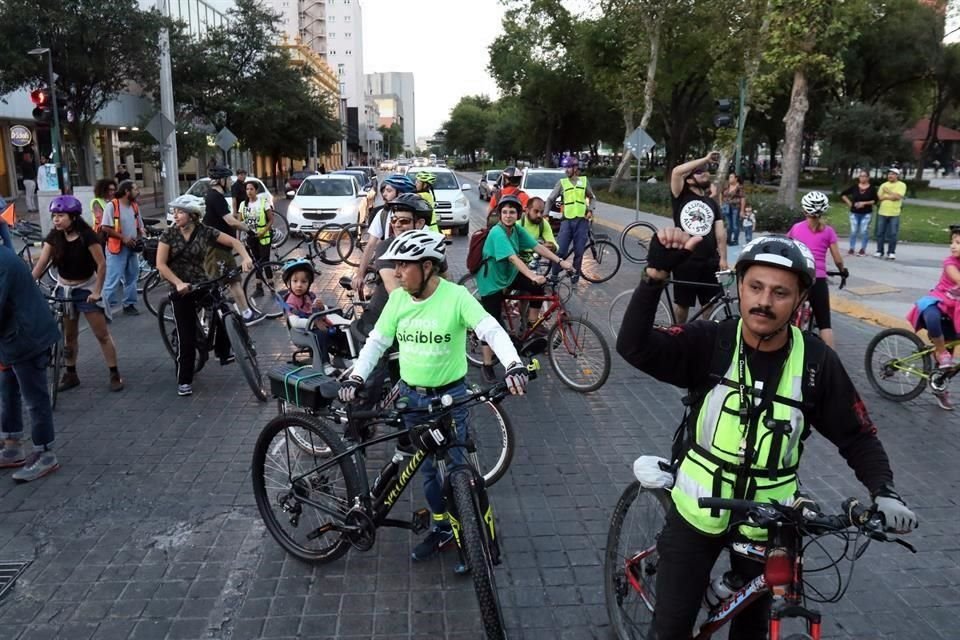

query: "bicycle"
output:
551 219 621 284
864 328 960 402
792 270 847 335
619 220 659 265
11 221 56 292
156 266 267 401
604 473 916 640
463 271 611 393
252 368 538 639
41 294 68 411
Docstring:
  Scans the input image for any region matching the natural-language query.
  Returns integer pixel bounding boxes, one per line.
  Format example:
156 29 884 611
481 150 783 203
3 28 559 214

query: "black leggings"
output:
479 272 544 325
171 291 231 385
808 277 831 330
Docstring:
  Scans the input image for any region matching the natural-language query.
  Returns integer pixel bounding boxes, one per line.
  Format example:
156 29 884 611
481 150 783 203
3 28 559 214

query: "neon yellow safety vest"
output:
240 199 272 245
90 196 107 230
419 190 439 232
671 321 807 540
560 176 588 219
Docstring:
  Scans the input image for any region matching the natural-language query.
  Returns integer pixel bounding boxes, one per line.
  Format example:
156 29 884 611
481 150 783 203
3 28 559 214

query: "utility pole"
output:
157 0 180 207
734 77 747 176
28 47 65 192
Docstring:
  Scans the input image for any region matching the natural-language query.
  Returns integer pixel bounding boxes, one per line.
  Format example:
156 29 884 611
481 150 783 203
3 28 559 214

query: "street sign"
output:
215 127 237 152
625 127 656 155
145 112 175 144
10 125 32 147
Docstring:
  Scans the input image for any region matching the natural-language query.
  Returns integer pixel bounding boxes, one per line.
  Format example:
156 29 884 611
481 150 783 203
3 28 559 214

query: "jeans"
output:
875 215 901 255
0 350 55 449
23 179 37 211
722 204 740 245
398 380 469 517
849 213 871 251
552 217 589 275
742 224 754 243
102 245 140 307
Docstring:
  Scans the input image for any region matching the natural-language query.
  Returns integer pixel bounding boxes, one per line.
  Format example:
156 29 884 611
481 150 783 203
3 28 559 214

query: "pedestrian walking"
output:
875 167 907 260
20 151 38 212
0 247 61 482
720 172 745 246
100 180 145 315
841 170 878 256
114 164 131 182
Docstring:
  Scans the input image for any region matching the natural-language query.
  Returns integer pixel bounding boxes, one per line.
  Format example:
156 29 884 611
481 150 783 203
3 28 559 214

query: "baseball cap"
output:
888 167 901 176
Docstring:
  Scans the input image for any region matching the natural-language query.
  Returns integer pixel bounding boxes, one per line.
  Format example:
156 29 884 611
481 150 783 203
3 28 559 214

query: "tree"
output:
819 102 911 179
915 43 960 179
379 123 403 158
0 0 164 184
443 96 494 163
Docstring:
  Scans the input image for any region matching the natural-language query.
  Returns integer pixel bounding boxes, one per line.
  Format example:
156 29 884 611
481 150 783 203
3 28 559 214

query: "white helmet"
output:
169 194 206 217
800 191 830 217
379 229 446 263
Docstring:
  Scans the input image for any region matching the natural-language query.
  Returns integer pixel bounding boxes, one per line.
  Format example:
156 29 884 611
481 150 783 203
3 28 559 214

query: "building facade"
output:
366 72 415 152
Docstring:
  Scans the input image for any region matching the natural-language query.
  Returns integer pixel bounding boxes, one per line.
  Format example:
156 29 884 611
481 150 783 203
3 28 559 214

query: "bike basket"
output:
267 364 339 410
143 238 160 267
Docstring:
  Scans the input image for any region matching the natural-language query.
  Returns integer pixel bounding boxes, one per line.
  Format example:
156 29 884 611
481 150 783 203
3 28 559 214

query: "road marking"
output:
846 284 900 296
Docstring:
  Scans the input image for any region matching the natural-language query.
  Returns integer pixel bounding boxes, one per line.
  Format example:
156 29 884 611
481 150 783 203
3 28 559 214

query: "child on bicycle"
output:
786 191 848 349
905 225 960 410
281 260 336 374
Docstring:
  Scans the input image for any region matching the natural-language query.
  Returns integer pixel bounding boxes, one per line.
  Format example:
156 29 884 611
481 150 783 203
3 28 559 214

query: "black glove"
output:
840 267 850 279
338 375 364 402
646 233 692 274
504 362 529 395
873 486 918 534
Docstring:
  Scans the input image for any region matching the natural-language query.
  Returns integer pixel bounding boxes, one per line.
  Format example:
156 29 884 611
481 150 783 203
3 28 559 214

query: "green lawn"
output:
914 188 960 204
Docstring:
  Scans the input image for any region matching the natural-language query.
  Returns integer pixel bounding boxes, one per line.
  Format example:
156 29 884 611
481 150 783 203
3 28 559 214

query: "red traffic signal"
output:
30 88 48 106
31 88 53 125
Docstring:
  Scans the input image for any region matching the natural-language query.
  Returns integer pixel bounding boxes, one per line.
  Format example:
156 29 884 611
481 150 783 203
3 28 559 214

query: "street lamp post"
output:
29 47 65 193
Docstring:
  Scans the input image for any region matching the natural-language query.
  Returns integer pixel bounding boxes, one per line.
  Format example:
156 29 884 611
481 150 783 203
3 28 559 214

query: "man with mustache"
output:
616 230 917 640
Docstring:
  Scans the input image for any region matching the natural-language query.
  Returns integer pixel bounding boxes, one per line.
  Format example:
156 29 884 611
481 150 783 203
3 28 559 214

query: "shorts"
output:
204 247 238 282
808 278 831 330
672 258 722 308
58 286 103 314
480 272 544 325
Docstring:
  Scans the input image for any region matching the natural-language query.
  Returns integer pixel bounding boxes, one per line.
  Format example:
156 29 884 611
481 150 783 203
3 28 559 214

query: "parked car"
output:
284 170 316 198
479 169 502 201
379 159 396 171
167 175 273 224
352 166 378 192
332 169 373 192
412 168 472 235
285 174 369 233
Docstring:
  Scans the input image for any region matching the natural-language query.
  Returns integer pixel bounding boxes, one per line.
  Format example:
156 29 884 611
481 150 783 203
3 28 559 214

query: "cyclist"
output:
546 156 598 283
239 178 276 299
413 170 440 232
203 165 263 326
786 190 848 349
338 229 530 566
476 195 572 383
905 224 960 410
31 195 124 392
155 194 255 397
518 196 557 263
616 230 917 640
488 166 529 213
352 173 416 292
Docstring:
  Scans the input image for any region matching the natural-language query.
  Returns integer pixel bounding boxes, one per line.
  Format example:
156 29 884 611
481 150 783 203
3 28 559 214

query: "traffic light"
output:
31 88 52 125
714 98 734 129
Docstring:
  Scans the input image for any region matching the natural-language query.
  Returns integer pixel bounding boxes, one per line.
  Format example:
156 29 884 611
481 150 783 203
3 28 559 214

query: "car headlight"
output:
337 204 358 218
288 202 302 219
455 196 468 208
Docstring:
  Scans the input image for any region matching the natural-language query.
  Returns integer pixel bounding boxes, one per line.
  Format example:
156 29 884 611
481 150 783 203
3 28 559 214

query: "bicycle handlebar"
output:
826 270 848 290
175 266 244 296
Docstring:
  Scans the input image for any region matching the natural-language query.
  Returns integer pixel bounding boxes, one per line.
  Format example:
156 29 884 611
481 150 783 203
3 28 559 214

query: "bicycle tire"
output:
609 290 674 338
604 482 670 640
243 261 285 319
470 400 515 487
864 328 931 402
271 213 290 247
224 313 267 401
580 238 621 284
157 299 179 361
459 273 484 368
548 316 611 392
335 224 363 267
313 223 347 265
48 337 63 410
619 221 658 265
252 412 361 562
142 272 171 319
449 470 506 640
706 298 740 323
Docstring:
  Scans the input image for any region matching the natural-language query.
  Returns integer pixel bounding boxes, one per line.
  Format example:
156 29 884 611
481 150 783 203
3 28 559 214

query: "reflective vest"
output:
90 197 107 230
671 321 807 540
560 177 588 219
106 198 141 255
240 199 272 246
419 190 440 232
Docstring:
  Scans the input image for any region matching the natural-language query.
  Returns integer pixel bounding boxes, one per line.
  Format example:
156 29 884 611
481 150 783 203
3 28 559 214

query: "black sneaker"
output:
411 526 454 561
220 354 236 366
123 305 140 316
481 364 497 384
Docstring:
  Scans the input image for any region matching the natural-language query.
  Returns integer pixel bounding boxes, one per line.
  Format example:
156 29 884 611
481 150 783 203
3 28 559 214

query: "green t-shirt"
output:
475 223 538 297
518 215 556 260
374 279 489 387
877 180 907 217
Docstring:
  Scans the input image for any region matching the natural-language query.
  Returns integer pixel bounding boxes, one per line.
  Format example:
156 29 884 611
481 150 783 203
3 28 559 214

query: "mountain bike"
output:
463 271 611 392
604 471 917 639
619 220 659 265
252 368 539 640
792 270 847 335
864 327 960 402
551 219 621 283
41 294 68 411
156 266 267 401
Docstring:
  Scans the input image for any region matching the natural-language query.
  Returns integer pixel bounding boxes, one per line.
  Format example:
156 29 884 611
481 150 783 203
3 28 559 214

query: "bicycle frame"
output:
885 339 960 382
501 288 566 344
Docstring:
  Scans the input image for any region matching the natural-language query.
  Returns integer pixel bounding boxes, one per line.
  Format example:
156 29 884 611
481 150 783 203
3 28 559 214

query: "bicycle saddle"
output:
338 275 354 291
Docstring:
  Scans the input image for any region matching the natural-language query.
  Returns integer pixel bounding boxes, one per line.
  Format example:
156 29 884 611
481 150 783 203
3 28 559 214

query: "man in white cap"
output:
875 167 907 260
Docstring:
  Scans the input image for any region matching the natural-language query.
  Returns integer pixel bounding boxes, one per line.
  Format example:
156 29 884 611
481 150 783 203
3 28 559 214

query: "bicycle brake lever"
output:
893 537 917 553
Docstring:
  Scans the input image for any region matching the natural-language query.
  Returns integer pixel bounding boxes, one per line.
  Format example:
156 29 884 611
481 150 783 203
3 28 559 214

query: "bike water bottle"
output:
371 452 404 498
702 571 744 610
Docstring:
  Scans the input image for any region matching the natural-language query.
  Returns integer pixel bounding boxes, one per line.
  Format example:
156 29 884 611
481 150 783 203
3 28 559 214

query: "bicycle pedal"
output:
411 508 430 533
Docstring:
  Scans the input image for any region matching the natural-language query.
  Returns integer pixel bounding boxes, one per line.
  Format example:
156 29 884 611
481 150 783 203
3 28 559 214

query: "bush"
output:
751 197 802 233
585 166 616 179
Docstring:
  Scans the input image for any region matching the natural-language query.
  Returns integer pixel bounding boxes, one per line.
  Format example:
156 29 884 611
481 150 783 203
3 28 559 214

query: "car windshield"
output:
299 179 354 197
187 181 211 198
485 171 502 182
292 171 312 180
334 171 366 183
422 172 460 190
524 172 564 190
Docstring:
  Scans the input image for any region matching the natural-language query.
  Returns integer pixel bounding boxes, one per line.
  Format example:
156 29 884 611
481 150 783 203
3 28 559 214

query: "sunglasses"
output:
390 217 414 226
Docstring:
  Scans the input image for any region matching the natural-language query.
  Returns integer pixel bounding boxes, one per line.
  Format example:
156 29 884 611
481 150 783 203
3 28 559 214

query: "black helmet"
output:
496 195 524 214
736 235 816 291
502 166 522 183
389 193 433 223
208 165 232 180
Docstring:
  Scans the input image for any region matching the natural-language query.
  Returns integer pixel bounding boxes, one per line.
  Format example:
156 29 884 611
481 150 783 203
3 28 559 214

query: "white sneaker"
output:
873 251 884 258
886 253 896 261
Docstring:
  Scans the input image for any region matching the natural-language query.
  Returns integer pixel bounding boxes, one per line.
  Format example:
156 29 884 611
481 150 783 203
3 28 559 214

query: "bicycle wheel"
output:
580 239 621 284
252 412 361 562
336 224 364 267
619 221 658 265
449 470 506 640
244 261 285 319
469 400 515 487
864 328 931 402
224 313 268 401
142 272 171 319
609 290 674 338
548 316 611 392
136 259 154 293
604 482 669 640
706 298 740 322
313 223 346 265
271 213 290 247
459 274 485 368
157 299 179 361
48 337 63 410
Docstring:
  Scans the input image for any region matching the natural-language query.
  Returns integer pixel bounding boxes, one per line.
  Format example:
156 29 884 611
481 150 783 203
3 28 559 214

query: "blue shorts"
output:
60 286 103 314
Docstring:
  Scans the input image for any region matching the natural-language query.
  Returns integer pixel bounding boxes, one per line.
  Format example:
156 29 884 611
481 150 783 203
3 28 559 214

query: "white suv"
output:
166 175 273 224
415 168 472 236
520 168 565 220
286 174 369 233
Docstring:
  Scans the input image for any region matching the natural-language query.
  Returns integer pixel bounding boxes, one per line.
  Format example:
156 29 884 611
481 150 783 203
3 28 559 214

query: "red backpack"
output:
466 227 492 275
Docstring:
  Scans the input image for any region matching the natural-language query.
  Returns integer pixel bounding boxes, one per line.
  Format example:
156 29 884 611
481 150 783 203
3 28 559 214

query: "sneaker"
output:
934 390 954 411
873 251 884 258
847 248 855 256
109 372 124 392
123 305 140 316
481 364 497 384
58 371 80 392
886 253 896 261
253 284 264 299
570 274 581 285
242 309 265 326
12 450 59 482
858 249 866 257
411 525 455 561
220 354 236 366
0 443 26 468
177 384 193 396
937 351 955 370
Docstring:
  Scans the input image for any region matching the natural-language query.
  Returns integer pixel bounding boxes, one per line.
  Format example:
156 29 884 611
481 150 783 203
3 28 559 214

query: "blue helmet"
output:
381 174 415 195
